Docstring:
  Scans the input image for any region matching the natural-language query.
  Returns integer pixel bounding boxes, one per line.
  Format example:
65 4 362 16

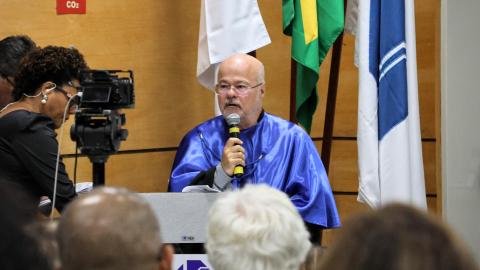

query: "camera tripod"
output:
71 109 128 186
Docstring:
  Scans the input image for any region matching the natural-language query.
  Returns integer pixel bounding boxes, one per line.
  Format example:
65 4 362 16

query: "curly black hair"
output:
12 46 88 101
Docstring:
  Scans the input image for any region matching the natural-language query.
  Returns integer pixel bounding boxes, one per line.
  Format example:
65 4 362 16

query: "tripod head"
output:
70 109 128 164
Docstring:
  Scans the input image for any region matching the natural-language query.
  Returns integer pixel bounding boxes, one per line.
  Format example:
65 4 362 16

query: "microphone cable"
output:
73 141 78 187
50 92 82 219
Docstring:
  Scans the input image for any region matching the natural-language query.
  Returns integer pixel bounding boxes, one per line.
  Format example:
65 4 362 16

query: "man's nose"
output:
225 86 238 97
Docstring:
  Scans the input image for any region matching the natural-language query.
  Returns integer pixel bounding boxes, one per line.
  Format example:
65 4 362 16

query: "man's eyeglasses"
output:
1 73 15 88
215 82 263 95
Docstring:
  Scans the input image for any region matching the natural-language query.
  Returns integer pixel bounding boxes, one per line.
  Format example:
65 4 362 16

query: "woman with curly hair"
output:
0 46 88 213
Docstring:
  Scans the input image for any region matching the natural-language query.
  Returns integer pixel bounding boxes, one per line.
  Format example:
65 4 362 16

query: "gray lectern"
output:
139 192 220 244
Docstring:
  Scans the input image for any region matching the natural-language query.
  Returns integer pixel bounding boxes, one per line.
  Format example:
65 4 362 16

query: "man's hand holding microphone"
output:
222 114 245 177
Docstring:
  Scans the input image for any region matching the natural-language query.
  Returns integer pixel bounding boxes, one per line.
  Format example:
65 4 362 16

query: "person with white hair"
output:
57 187 173 270
206 184 311 270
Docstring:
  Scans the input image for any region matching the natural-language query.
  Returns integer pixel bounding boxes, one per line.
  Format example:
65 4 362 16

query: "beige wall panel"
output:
63 156 93 183
327 140 357 192
63 151 176 192
423 142 437 195
331 35 359 137
104 152 175 192
427 196 437 214
317 140 436 195
416 0 440 139
313 141 323 153
433 0 442 214
322 194 371 246
334 194 372 222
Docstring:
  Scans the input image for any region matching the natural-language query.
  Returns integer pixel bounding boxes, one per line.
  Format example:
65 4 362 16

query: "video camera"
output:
70 70 135 185
78 70 134 109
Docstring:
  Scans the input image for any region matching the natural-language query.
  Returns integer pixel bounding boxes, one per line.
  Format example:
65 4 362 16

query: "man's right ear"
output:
159 244 174 270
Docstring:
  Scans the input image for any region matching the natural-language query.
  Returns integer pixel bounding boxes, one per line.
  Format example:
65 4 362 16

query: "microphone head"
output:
225 113 240 126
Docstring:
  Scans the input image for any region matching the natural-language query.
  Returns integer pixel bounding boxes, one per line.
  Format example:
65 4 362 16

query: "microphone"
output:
225 113 243 177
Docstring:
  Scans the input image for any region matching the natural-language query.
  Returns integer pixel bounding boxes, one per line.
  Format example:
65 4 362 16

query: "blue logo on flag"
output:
369 0 408 139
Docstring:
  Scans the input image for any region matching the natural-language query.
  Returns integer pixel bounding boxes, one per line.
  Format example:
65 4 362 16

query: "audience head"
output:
57 187 173 270
300 246 325 270
26 220 62 270
206 184 311 270
216 53 265 129
0 180 50 270
12 46 88 128
318 204 479 270
0 35 36 108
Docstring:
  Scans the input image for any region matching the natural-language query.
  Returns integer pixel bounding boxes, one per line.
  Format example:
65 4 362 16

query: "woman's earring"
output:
41 93 48 104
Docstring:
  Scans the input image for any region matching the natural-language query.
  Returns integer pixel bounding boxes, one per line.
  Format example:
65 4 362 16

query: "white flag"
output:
356 0 427 209
344 0 358 35
196 0 271 91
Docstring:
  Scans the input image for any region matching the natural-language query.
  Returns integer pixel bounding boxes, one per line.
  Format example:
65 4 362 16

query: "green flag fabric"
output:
283 0 344 133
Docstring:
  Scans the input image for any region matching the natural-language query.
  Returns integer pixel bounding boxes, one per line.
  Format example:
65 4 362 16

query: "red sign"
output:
57 0 86 14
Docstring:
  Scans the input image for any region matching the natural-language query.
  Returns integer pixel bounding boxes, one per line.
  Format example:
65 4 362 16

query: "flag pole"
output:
320 0 347 173
289 59 298 123
320 32 344 173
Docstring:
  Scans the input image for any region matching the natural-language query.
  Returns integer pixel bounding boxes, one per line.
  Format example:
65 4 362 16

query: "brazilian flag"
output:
283 0 344 133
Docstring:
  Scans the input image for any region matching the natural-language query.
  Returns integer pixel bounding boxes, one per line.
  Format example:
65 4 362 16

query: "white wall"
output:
441 0 480 262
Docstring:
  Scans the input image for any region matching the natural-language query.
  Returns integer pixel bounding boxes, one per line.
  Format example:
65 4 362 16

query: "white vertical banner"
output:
196 0 271 115
356 0 427 209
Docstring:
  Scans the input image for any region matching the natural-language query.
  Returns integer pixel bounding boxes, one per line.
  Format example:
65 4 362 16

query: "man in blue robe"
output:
169 54 340 231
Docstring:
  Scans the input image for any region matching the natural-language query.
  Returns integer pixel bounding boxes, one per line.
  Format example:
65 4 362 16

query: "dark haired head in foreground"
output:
0 35 36 109
318 204 479 270
0 180 50 270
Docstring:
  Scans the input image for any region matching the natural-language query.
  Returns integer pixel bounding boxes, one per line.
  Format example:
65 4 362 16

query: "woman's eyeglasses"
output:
54 86 74 100
54 82 80 108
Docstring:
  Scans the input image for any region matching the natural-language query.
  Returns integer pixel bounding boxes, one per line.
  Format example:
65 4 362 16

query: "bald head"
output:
217 54 266 129
58 187 170 270
218 54 265 84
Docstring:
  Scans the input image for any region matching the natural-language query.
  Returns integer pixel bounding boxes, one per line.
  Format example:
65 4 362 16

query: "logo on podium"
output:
177 259 209 270
174 255 212 270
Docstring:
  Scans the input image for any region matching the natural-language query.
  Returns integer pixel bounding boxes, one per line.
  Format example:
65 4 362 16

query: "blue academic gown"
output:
168 112 340 228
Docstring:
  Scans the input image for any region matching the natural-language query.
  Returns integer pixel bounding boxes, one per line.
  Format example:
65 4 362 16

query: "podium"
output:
138 192 220 244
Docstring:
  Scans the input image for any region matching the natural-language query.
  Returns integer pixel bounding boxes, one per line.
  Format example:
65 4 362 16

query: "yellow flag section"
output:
300 0 318 44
